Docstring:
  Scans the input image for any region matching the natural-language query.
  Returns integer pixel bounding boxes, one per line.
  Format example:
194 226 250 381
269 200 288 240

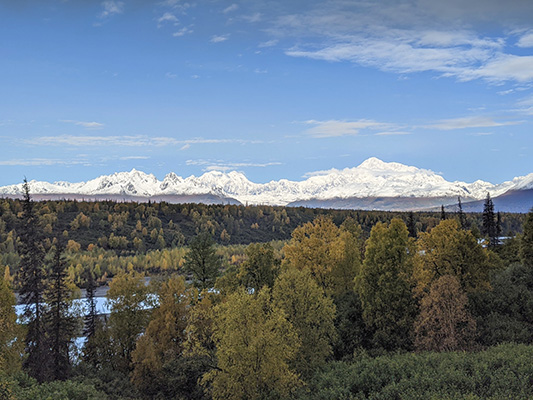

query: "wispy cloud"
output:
210 34 229 43
425 116 521 130
26 135 253 147
517 31 533 48
99 1 124 18
275 2 533 83
180 144 191 150
0 158 88 166
242 13 262 23
173 27 193 37
157 12 179 27
119 156 149 160
223 4 239 14
375 131 412 136
303 119 399 137
186 159 281 172
258 39 279 48
60 120 105 130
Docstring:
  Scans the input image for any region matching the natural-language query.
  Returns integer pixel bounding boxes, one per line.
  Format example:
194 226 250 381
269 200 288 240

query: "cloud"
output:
210 34 229 43
119 156 149 160
425 116 521 130
242 13 262 23
99 1 124 18
157 12 179 27
180 144 191 150
60 120 105 130
258 39 279 48
186 159 281 172
303 119 398 137
0 158 87 166
173 27 193 37
517 31 533 48
374 131 412 136
26 135 252 147
223 4 239 14
274 1 533 83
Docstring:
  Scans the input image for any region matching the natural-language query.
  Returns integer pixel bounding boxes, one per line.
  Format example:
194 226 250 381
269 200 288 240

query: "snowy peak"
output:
0 158 531 208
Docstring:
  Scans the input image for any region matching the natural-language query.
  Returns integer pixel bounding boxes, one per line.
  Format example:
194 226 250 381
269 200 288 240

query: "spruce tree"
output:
83 267 99 367
18 179 47 382
520 209 533 269
457 197 467 230
183 232 220 290
440 205 446 220
407 212 417 238
45 240 77 381
482 193 497 247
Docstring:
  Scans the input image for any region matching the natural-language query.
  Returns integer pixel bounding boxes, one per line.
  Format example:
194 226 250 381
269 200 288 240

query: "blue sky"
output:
1 0 532 186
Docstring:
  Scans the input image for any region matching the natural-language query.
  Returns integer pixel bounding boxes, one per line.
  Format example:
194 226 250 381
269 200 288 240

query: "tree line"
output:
0 186 532 399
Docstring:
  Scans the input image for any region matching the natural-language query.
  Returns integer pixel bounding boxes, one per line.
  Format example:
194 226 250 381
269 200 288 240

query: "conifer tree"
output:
482 193 497 247
183 232 220 290
457 197 467 229
521 209 533 269
82 267 100 369
407 211 417 238
440 205 446 220
18 179 47 382
45 240 78 381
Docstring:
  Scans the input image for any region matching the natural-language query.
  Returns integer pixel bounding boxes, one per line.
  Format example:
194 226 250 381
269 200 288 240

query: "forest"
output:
0 183 532 400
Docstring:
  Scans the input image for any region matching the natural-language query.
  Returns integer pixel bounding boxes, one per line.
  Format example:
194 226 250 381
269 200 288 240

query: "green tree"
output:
184 233 220 290
0 266 23 374
414 275 476 352
457 196 467 229
355 218 417 351
18 179 47 382
482 193 497 247
238 243 279 292
107 269 150 373
44 241 78 381
82 267 99 367
272 268 336 376
204 289 302 400
520 208 533 269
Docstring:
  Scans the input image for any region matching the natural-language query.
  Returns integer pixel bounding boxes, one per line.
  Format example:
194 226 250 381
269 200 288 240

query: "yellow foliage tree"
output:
204 289 302 400
414 219 494 294
131 276 191 395
272 268 336 376
283 216 361 296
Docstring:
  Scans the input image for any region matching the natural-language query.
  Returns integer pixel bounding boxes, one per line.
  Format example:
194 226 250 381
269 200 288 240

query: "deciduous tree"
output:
414 275 476 352
272 268 336 376
355 218 417 351
204 289 302 400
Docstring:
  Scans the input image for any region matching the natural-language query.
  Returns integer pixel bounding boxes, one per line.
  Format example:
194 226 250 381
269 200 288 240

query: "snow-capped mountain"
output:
1 158 532 211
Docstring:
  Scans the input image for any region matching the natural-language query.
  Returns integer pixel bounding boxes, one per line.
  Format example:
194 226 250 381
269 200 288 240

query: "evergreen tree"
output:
457 197 467 230
83 267 99 367
44 240 78 381
407 211 417 238
521 209 533 269
440 205 446 220
482 193 497 247
184 233 221 290
18 179 47 382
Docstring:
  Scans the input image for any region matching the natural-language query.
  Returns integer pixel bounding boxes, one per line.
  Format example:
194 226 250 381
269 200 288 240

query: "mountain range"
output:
1 158 532 212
